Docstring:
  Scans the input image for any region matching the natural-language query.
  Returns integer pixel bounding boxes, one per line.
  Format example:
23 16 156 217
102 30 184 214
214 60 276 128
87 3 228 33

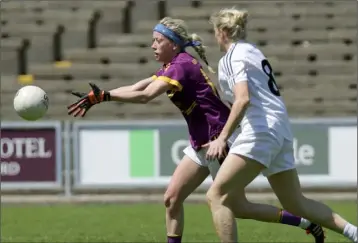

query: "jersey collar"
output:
227 40 246 53
227 42 236 53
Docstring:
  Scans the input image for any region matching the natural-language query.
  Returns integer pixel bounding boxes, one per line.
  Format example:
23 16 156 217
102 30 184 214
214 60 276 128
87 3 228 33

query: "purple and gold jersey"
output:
153 52 230 150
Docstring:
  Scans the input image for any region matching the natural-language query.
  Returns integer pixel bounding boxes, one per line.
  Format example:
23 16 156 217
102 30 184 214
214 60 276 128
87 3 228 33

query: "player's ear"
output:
222 30 230 41
172 43 180 51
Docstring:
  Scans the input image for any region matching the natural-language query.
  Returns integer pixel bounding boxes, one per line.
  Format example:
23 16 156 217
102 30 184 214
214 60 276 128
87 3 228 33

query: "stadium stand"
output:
1 0 356 120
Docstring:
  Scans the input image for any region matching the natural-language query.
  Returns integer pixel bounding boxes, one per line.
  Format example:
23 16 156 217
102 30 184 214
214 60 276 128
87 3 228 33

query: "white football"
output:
13 85 49 121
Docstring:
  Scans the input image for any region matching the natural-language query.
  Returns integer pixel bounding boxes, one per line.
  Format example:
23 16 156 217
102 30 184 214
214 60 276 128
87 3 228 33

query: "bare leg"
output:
269 169 357 242
229 189 324 242
164 155 209 242
207 154 265 243
230 189 299 223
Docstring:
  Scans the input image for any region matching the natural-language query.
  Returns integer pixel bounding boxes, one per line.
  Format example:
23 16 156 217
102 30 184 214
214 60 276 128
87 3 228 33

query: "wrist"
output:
218 133 228 142
102 90 111 102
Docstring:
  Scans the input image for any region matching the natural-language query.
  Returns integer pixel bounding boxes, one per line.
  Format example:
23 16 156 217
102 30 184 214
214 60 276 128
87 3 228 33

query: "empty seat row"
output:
136 18 356 34
1 0 356 120
185 1 356 16
23 60 355 83
63 42 355 65
1 0 128 12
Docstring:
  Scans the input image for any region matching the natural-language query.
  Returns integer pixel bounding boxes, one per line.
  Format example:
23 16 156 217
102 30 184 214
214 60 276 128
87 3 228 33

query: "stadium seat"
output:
0 0 128 11
28 62 160 80
99 34 152 48
1 0 356 120
64 47 154 64
1 9 94 24
0 38 26 74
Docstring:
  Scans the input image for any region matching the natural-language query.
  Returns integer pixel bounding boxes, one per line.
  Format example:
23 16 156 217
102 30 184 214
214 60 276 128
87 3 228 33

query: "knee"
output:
164 190 182 215
206 186 226 207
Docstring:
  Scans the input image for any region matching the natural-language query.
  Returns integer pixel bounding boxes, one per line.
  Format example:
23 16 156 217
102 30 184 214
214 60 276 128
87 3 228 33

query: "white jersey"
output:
218 41 293 140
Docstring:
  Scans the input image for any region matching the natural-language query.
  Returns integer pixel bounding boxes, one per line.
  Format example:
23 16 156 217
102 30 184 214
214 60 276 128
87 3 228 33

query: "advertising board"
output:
72 119 357 190
1 122 63 190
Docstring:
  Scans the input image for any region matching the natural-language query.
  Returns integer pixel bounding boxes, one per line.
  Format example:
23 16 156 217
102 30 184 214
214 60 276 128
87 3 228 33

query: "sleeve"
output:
151 68 163 80
231 58 248 84
152 64 186 91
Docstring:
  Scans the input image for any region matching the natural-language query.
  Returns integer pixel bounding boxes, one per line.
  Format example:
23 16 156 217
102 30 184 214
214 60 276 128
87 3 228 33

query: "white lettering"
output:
37 138 52 158
0 137 52 159
13 138 26 158
171 140 190 165
298 144 315 165
293 138 315 166
1 138 14 159
0 161 21 176
25 138 38 158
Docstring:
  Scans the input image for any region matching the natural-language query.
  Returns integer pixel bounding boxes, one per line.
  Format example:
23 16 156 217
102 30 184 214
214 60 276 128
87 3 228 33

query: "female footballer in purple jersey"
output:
68 17 325 243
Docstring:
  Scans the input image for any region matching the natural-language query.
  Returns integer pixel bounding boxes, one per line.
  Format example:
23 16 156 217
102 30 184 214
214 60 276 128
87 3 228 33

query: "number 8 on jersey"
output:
261 59 281 97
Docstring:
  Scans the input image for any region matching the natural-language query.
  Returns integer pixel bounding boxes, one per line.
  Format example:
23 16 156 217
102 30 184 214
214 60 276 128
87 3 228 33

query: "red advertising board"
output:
1 124 61 185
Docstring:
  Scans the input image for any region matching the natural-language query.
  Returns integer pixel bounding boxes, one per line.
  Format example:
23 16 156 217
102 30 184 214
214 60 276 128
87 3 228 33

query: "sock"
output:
279 209 302 227
298 218 312 229
167 234 182 243
343 223 357 242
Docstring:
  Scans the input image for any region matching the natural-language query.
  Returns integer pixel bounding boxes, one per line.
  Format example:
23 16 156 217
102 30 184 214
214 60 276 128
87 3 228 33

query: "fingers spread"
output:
73 107 84 117
68 99 87 115
67 98 84 110
80 108 88 117
71 91 86 98
202 143 209 148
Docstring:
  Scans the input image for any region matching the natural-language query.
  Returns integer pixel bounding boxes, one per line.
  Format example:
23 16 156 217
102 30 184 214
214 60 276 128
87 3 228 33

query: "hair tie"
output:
184 40 202 47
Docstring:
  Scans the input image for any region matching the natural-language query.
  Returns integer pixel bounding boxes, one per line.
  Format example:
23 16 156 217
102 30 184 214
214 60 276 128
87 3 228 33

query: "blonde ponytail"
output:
159 17 215 73
188 33 216 74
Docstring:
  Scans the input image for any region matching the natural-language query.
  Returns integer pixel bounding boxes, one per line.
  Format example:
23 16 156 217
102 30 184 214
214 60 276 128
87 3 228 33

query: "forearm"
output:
219 99 249 141
109 78 169 104
107 77 154 103
109 77 153 94
109 85 133 93
109 90 149 103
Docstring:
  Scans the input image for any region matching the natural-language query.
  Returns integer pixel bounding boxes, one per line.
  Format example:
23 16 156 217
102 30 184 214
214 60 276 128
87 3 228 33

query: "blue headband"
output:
153 24 201 48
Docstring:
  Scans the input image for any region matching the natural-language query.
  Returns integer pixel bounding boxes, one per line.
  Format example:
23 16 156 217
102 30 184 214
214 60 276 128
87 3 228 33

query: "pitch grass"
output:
2 201 356 242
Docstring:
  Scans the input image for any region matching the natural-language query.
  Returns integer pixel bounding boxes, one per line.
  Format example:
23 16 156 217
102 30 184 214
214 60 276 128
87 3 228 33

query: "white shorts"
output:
183 128 241 179
183 128 295 179
229 130 295 177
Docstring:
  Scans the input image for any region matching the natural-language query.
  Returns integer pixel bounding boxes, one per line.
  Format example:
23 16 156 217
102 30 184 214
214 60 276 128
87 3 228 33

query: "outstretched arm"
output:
68 64 183 117
110 77 154 93
109 78 172 104
109 63 187 103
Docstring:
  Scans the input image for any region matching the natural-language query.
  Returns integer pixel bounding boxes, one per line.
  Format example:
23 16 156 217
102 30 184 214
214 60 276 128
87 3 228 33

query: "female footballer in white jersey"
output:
204 7 357 243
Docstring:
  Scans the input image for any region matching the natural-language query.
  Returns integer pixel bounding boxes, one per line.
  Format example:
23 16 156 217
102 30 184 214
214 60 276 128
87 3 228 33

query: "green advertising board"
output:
290 124 329 174
158 124 329 177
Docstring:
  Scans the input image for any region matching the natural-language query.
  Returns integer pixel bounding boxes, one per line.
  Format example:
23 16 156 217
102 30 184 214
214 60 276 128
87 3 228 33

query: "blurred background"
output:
0 0 357 242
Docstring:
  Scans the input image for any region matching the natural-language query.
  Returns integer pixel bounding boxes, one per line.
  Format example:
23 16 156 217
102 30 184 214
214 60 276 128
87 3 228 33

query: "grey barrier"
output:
1 118 357 195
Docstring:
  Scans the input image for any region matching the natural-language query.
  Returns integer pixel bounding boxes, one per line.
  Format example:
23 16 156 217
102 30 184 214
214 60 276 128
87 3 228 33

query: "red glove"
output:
67 82 111 117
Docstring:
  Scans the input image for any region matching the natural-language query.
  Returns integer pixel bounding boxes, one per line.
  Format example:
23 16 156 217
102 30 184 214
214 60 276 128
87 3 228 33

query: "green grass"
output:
1 201 356 242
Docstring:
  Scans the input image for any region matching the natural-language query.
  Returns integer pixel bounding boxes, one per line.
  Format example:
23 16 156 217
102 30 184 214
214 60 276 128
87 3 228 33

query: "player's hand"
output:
202 137 228 161
67 82 111 117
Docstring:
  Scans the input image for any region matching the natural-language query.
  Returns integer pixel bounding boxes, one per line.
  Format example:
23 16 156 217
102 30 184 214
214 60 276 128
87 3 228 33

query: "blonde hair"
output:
210 7 249 41
159 17 215 73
